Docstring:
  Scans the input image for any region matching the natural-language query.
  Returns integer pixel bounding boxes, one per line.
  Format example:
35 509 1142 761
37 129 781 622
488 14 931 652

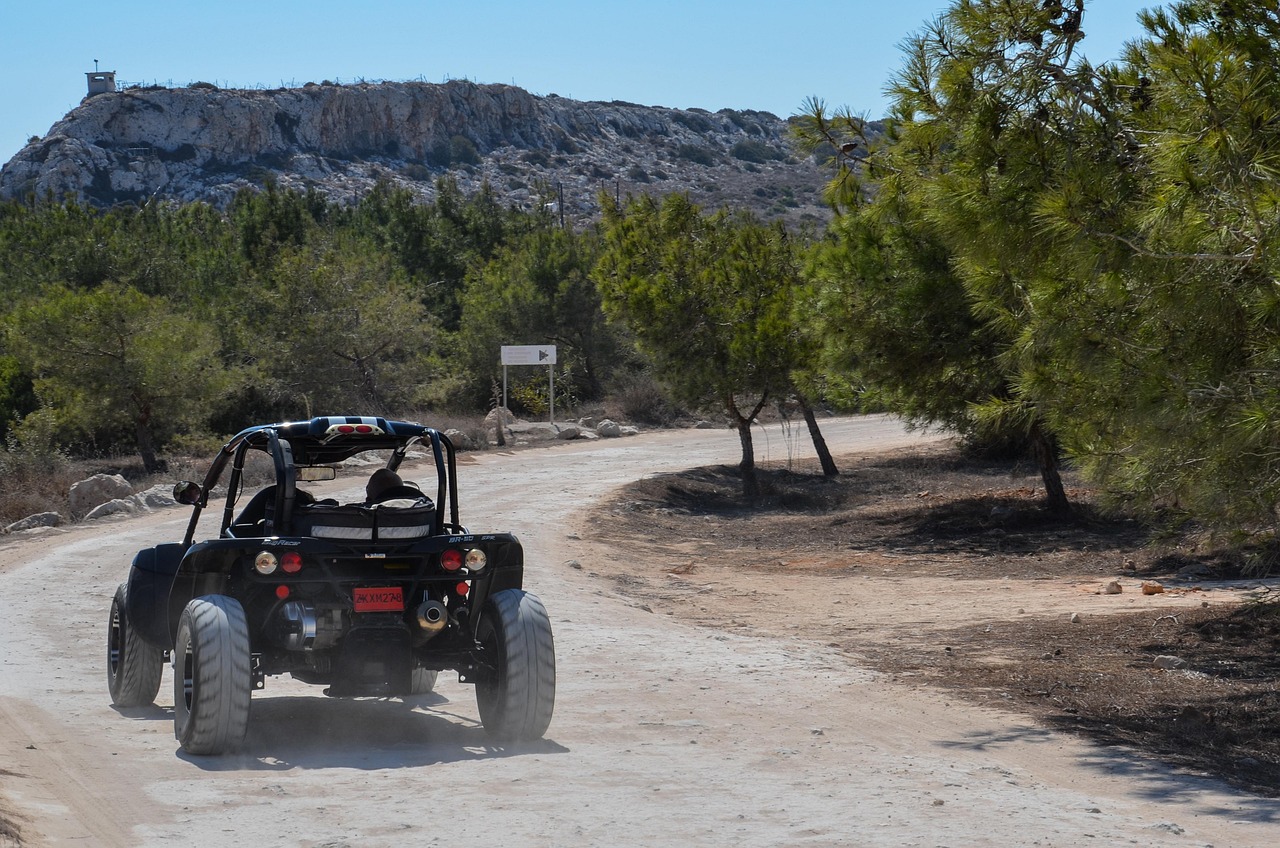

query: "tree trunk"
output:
727 393 768 501
736 418 759 500
134 406 163 473
1031 421 1070 515
796 392 839 477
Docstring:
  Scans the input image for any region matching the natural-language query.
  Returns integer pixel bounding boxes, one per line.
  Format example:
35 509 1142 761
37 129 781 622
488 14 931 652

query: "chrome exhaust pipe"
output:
414 600 448 642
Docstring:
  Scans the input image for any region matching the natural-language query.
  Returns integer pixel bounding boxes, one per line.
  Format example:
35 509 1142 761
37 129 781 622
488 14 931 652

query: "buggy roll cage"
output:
178 417 461 548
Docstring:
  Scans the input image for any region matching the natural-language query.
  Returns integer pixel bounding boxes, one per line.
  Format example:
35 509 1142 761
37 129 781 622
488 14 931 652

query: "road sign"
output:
501 345 557 366
500 344 559 424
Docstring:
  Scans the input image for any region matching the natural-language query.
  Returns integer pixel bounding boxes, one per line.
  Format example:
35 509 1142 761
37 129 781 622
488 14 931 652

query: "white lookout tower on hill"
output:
86 59 116 96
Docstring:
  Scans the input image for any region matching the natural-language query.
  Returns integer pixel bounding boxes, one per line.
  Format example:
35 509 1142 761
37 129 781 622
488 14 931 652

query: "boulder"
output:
484 407 517 429
69 473 133 515
85 498 138 520
132 484 177 510
444 428 477 451
556 425 583 440
597 419 622 438
4 512 62 533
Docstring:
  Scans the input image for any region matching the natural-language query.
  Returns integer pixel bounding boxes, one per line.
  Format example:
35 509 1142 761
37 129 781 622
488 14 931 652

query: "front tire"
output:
173 595 252 755
475 589 555 743
410 667 439 694
107 582 164 707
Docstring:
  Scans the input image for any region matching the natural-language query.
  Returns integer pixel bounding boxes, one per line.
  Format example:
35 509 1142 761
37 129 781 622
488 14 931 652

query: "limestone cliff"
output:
0 80 832 225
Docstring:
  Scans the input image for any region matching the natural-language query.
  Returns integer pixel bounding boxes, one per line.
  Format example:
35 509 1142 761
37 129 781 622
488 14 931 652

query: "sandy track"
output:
1 415 1277 847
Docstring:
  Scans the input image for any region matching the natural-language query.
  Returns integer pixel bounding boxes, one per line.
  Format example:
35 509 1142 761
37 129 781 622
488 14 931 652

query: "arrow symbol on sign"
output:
539 350 550 361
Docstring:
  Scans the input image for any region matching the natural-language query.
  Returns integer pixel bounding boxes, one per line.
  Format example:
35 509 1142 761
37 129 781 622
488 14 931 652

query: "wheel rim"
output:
179 637 195 713
108 602 124 679
475 618 502 709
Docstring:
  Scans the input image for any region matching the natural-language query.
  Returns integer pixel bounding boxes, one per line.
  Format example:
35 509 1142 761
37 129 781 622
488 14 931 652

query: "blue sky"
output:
2 1 1155 166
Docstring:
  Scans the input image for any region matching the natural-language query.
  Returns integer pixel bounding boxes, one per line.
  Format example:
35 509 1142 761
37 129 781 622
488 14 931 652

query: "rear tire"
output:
107 582 164 707
173 595 252 755
475 589 555 743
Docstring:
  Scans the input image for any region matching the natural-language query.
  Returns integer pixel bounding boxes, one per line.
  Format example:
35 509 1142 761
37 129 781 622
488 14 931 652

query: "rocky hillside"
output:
0 79 837 226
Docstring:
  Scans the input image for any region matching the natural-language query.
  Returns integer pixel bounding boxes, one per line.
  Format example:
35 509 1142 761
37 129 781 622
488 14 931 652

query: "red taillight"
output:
275 585 290 599
323 422 384 438
455 581 470 596
281 551 303 573
440 549 464 572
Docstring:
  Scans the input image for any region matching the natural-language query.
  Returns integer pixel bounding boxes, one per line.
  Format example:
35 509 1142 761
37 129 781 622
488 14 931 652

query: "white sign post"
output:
500 345 558 423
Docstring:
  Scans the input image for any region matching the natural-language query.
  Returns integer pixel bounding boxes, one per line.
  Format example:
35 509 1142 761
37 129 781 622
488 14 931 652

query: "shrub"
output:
730 139 780 164
605 372 682 426
0 432 73 526
521 149 551 167
402 163 431 181
449 135 480 165
676 144 716 166
672 112 713 132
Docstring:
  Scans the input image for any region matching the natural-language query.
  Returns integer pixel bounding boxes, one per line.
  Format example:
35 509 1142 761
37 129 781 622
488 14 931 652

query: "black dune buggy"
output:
107 416 555 755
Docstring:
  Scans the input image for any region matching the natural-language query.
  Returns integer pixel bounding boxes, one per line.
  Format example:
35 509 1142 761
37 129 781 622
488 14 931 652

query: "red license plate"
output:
353 586 404 612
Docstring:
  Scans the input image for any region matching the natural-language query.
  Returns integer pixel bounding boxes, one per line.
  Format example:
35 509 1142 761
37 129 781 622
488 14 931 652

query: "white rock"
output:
597 419 622 438
444 428 477 451
483 407 516 429
69 473 133 515
1152 655 1188 670
85 498 138 520
132 484 178 510
4 512 62 533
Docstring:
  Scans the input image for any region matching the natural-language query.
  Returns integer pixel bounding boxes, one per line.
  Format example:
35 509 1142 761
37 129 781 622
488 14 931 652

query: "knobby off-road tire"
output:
107 582 164 707
475 589 556 743
173 595 252 755
410 667 438 694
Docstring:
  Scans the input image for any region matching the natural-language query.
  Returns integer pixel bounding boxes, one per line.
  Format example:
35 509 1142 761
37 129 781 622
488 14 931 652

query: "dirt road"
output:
1 416 1276 847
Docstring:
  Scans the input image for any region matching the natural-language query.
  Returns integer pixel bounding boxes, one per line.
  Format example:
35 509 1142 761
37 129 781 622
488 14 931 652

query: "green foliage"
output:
5 283 229 470
0 178 631 464
730 140 782 164
675 144 716 166
456 223 628 407
232 237 452 418
801 0 1280 532
450 135 481 166
596 193 806 496
0 354 36 431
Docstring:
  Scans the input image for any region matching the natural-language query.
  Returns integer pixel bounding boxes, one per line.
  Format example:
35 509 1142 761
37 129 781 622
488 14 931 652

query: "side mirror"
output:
173 481 202 505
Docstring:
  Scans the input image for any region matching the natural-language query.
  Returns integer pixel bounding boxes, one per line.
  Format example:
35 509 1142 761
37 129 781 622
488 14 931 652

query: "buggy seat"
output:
292 498 436 541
